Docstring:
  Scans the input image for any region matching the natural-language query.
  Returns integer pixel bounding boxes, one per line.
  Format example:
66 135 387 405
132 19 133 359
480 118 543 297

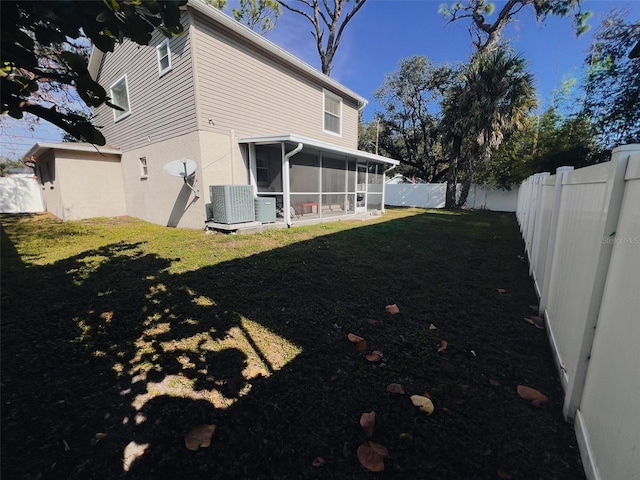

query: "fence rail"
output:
516 144 640 480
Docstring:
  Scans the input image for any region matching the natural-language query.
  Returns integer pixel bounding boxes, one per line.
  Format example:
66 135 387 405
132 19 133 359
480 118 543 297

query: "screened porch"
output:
240 135 398 226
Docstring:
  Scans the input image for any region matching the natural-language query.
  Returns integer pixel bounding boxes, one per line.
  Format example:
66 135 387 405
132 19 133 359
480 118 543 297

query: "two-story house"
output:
24 0 397 229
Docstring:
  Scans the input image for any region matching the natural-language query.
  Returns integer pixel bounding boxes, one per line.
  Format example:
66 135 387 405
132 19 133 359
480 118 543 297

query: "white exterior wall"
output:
122 132 207 228
55 150 127 221
516 144 640 480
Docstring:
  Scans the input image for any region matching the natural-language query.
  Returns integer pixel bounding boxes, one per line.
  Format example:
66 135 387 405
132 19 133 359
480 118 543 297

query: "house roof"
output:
21 142 122 161
88 0 368 109
238 133 399 166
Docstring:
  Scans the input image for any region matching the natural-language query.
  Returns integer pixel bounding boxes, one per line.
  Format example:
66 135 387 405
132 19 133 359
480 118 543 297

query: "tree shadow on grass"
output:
1 211 585 480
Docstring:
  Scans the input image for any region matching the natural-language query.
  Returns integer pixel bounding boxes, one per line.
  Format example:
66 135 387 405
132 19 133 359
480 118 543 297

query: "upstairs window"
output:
157 39 172 76
110 75 131 121
323 90 342 136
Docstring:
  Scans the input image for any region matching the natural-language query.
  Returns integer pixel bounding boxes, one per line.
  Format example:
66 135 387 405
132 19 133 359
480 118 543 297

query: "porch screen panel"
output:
322 194 347 217
367 163 384 193
291 194 320 218
255 145 283 193
322 157 346 192
348 159 356 192
290 151 319 192
368 194 383 211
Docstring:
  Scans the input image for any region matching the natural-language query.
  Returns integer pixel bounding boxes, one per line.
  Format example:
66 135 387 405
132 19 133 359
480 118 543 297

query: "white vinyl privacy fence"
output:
0 177 44 213
385 183 518 211
516 144 640 480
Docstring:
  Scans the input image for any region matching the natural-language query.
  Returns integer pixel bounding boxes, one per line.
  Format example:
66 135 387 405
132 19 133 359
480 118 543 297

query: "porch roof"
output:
238 134 399 166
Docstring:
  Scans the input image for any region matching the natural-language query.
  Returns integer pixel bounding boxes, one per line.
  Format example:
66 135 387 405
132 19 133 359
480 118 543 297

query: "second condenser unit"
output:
255 197 276 223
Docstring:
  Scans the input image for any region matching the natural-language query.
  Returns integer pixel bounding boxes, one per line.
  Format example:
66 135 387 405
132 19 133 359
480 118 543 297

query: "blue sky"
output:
1 0 638 159
269 0 640 119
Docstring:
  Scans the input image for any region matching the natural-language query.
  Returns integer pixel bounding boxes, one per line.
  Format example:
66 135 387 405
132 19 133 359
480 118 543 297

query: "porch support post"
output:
283 142 303 227
383 164 397 212
248 143 257 196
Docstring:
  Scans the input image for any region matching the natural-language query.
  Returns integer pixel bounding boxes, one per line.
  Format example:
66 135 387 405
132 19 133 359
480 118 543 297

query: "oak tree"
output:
1 1 186 145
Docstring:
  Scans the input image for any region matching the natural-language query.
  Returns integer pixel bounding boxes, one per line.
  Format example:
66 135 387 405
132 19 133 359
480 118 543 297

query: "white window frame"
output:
323 89 342 137
156 38 172 77
139 157 148 179
110 74 131 122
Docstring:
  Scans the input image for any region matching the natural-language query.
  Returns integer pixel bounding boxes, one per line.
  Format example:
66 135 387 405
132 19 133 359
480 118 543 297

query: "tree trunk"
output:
445 135 462 209
457 167 473 208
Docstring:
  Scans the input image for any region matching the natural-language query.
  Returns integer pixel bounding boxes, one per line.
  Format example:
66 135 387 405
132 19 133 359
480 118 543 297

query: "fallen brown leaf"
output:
385 304 400 314
429 323 437 331
386 383 405 394
531 316 545 329
357 441 388 472
347 333 368 351
517 385 549 407
489 379 501 386
185 424 216 451
496 288 507 294
365 350 383 362
367 318 378 325
347 333 364 343
437 340 448 352
360 411 376 437
312 457 326 467
410 395 435 414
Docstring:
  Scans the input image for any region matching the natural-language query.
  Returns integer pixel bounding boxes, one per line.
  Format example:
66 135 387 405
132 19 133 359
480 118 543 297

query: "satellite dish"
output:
163 158 200 197
163 158 197 178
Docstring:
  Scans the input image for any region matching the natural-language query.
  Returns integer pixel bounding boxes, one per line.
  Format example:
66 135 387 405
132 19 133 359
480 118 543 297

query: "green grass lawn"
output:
1 209 584 479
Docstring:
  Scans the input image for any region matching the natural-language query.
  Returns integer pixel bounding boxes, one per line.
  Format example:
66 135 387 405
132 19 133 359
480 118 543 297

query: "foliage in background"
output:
582 10 640 152
439 0 590 53
232 0 282 34
443 49 536 207
277 0 368 76
0 157 26 177
1 1 187 145
372 56 458 183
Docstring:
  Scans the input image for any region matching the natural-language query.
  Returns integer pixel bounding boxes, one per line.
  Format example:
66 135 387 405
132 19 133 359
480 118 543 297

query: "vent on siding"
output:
209 185 255 224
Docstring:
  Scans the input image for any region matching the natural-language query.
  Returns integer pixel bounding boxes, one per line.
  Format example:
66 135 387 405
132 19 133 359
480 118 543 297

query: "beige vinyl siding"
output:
191 11 359 149
93 13 197 152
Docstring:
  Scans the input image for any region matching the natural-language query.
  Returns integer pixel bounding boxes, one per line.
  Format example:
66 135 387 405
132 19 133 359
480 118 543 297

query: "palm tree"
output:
444 49 537 208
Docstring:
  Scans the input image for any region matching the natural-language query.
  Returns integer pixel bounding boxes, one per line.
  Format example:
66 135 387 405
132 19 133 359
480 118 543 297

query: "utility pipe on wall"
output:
283 142 303 227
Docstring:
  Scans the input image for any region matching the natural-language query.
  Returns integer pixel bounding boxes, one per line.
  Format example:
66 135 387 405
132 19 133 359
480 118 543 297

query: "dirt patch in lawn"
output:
1 209 585 479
